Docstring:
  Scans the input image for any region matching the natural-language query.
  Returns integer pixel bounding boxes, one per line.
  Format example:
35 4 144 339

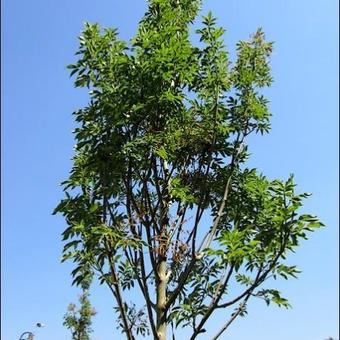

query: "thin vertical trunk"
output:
156 159 170 340
156 257 167 340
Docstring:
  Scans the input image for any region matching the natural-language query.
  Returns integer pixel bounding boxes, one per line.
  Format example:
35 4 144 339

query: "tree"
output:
63 275 97 340
54 0 323 339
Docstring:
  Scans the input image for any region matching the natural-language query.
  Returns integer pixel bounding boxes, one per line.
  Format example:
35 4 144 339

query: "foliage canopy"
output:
54 0 323 339
63 277 97 340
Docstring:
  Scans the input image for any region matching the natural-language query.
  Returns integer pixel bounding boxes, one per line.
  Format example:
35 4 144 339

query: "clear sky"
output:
2 0 338 339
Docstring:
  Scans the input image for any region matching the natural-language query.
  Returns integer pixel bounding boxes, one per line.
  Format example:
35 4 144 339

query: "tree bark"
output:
155 158 171 340
156 257 168 340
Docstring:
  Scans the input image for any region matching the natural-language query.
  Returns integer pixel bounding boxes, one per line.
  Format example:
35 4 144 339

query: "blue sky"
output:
2 0 338 339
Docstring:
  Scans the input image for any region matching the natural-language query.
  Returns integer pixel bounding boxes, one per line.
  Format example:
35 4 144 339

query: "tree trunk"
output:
156 159 170 340
156 257 167 340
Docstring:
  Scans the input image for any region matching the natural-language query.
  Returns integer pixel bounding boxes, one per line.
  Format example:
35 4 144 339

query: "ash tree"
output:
63 274 97 340
54 0 323 339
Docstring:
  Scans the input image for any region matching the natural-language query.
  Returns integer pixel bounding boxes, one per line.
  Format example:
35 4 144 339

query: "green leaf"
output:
155 146 168 160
